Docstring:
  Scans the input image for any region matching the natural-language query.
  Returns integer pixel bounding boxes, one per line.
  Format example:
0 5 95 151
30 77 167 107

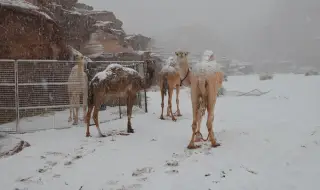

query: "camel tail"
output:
162 76 168 96
197 77 208 116
87 82 94 107
198 77 207 95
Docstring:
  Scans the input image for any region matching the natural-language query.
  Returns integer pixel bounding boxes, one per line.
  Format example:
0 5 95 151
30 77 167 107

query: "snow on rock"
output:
0 0 37 9
192 50 222 76
94 21 114 27
0 0 53 20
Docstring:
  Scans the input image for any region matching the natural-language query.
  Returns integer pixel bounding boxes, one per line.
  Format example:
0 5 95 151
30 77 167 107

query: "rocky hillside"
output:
25 0 151 57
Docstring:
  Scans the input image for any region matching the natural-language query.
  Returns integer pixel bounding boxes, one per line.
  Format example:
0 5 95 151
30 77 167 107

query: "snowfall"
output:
0 74 319 190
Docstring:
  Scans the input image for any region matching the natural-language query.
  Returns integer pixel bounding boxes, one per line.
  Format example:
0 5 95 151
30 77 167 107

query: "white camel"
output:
67 55 88 125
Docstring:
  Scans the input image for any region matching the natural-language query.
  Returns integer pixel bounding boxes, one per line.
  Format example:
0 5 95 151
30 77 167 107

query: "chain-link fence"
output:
0 60 148 133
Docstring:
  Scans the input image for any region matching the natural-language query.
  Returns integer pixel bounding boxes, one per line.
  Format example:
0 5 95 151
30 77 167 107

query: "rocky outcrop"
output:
125 34 151 51
74 2 93 11
0 0 71 59
0 133 30 158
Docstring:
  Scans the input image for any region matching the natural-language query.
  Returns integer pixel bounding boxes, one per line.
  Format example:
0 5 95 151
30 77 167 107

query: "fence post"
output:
143 60 148 113
14 60 20 133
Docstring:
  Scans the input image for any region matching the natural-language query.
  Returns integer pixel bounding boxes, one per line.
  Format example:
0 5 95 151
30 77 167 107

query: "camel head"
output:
74 54 84 72
175 50 189 63
74 54 84 62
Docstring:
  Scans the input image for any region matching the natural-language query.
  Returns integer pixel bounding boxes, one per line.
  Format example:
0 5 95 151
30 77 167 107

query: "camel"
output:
159 51 190 121
187 50 224 149
67 55 88 125
85 63 145 137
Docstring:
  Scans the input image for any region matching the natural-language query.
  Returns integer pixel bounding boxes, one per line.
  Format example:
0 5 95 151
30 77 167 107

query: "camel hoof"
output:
187 144 201 149
172 117 177 122
176 114 182 117
72 122 78 126
99 134 106 138
127 128 135 133
160 116 165 120
212 143 221 148
85 133 91 137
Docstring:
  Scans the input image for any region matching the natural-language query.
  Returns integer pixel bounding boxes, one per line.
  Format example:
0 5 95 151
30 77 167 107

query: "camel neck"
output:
77 61 84 74
179 61 191 87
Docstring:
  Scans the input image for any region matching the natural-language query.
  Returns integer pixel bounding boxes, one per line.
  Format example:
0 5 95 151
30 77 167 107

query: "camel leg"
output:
72 95 80 125
92 105 106 137
167 87 176 121
73 107 79 125
82 106 87 124
68 94 73 122
85 105 93 137
175 84 182 116
187 100 201 149
166 96 171 117
188 84 201 149
159 79 165 120
72 107 77 125
82 79 88 123
68 106 72 122
207 85 220 148
127 94 135 133
195 104 204 142
166 84 171 117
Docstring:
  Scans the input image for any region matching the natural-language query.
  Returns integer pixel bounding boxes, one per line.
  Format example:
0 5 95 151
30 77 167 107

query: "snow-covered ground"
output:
1 74 319 190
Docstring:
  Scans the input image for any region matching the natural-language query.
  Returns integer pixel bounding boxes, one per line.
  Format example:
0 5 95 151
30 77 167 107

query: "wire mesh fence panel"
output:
0 60 16 132
0 59 150 133
17 60 86 132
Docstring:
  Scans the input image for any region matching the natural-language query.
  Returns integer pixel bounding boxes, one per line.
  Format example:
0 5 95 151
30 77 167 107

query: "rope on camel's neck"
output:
180 68 190 86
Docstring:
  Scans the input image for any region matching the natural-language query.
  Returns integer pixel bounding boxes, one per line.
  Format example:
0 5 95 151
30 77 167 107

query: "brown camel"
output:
187 50 224 149
85 63 145 137
159 51 190 121
67 55 88 125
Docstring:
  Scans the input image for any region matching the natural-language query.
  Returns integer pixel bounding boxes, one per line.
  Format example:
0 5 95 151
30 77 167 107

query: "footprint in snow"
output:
132 167 154 177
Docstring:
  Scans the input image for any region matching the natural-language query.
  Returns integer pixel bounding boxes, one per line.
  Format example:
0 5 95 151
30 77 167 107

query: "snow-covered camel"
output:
187 50 224 149
158 51 190 121
85 64 145 137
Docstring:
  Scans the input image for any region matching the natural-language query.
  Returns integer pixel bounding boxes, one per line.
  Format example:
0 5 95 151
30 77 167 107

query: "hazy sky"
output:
79 0 276 36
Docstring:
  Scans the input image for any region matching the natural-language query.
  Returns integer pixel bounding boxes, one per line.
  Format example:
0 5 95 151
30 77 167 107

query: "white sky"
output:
79 0 276 36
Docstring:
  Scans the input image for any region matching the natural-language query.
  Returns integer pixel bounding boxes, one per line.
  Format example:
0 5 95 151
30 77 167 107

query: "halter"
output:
180 68 190 86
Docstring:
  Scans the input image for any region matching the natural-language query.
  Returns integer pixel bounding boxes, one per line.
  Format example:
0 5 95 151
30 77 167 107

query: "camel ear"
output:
175 52 179 56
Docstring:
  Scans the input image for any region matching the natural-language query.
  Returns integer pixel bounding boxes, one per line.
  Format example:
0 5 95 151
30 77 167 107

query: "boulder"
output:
0 133 30 158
